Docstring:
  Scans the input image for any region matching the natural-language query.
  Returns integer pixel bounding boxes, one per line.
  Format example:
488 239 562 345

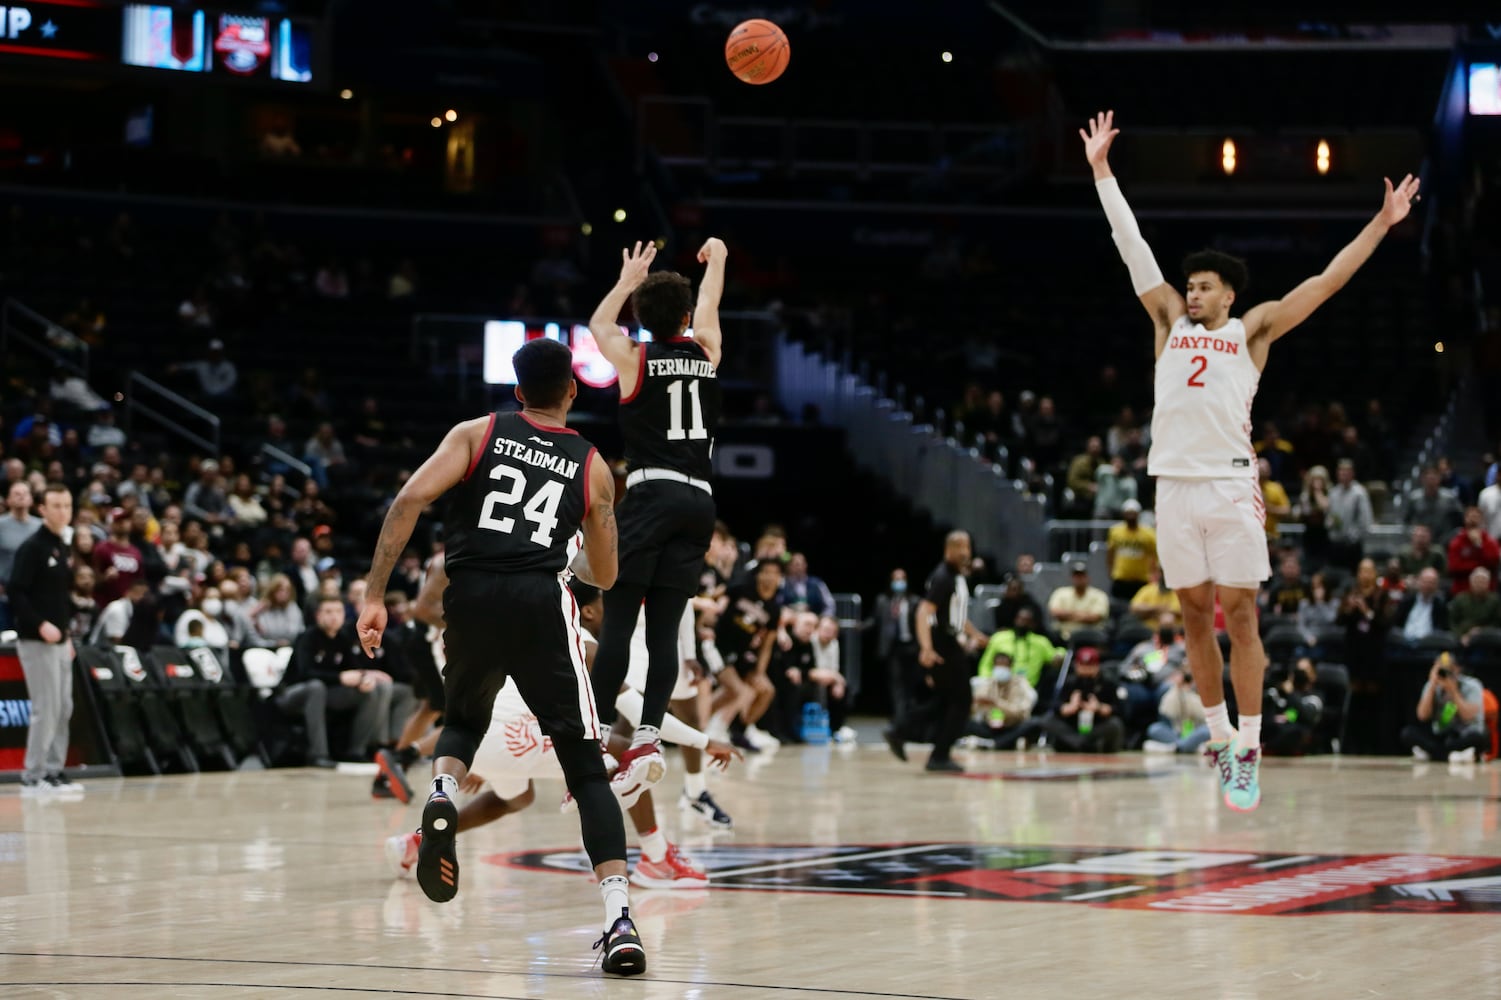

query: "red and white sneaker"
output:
630 842 709 890
561 748 619 813
385 830 420 879
611 741 666 808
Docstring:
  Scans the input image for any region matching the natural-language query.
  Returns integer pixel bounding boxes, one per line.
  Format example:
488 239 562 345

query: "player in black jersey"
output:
356 338 645 977
586 238 726 803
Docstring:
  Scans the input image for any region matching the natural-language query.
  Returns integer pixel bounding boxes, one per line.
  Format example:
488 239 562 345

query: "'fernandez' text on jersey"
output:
443 413 597 575
620 339 721 480
1149 316 1261 480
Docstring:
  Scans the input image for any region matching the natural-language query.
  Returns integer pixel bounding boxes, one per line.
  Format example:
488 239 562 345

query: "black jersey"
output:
620 338 721 480
443 412 597 576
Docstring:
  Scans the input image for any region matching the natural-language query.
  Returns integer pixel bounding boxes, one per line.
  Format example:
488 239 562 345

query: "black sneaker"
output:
375 747 413 804
729 732 761 753
883 728 908 763
19 775 50 797
416 790 459 903
594 910 646 976
925 758 964 774
372 775 396 799
681 790 734 830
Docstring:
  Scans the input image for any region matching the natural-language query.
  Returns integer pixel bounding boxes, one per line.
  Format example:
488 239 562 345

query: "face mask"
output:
1015 624 1030 636
202 598 224 617
891 580 907 594
1159 629 1176 644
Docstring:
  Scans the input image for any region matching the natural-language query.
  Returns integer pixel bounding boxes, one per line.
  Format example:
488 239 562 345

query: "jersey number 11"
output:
665 379 708 441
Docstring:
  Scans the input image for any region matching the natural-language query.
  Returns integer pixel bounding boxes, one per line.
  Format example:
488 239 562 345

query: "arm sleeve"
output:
1095 177 1167 295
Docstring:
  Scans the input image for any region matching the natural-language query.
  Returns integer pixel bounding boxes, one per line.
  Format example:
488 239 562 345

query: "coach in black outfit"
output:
884 531 991 772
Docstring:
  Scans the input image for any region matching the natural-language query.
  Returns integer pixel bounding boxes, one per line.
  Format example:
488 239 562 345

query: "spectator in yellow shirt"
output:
1129 567 1181 627
1048 563 1109 642
1259 458 1292 542
1106 500 1157 601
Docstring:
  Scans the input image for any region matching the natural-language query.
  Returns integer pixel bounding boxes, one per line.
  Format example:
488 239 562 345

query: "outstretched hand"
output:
1379 174 1421 228
697 237 727 265
704 739 744 771
617 240 657 290
1079 110 1120 171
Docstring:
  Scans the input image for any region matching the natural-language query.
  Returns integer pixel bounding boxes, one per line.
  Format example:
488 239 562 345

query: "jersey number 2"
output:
665 379 708 441
1186 355 1208 387
478 464 562 546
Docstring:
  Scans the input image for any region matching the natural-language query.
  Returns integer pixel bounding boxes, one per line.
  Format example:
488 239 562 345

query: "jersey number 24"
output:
478 464 562 547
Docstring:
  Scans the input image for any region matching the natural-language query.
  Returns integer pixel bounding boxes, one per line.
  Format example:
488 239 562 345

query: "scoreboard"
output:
0 1 318 84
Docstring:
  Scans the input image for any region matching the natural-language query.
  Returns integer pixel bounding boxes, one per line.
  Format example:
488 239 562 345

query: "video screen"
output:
121 8 311 82
122 6 207 71
1472 63 1501 116
482 321 654 387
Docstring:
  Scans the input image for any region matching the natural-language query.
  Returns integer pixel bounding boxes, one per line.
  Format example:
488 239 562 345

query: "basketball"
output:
724 19 790 85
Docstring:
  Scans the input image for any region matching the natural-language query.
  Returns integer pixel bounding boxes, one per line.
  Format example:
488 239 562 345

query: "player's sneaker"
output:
385 830 420 879
416 791 459 903
631 842 709 890
680 789 733 830
375 747 413 804
611 742 665 809
593 911 646 976
1225 743 1262 812
1203 730 1237 801
744 725 780 750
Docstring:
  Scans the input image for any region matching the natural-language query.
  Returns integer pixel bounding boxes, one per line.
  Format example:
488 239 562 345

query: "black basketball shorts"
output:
615 480 717 593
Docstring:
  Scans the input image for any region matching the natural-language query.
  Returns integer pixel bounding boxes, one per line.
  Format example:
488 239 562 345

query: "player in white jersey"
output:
1082 110 1419 811
384 574 738 889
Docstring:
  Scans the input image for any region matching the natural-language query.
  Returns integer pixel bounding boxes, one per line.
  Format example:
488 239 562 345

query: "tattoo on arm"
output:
367 497 414 597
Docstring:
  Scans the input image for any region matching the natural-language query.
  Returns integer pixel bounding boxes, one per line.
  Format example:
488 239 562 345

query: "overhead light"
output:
1316 138 1331 176
612 208 627 223
339 88 353 100
648 51 659 63
1221 138 1237 176
430 117 442 128
445 109 458 123
941 51 953 63
580 222 593 235
1435 341 1445 354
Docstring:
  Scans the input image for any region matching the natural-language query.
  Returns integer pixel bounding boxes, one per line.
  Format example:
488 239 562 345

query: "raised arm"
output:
588 241 656 399
1080 110 1185 350
692 237 726 369
574 453 618 590
1243 174 1420 346
357 418 484 654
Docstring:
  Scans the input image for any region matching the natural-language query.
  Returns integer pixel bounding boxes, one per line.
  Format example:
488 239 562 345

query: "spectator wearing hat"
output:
92 508 144 605
1048 562 1109 643
967 653 1039 749
169 339 238 399
183 460 232 528
1106 499 1156 601
1042 646 1124 752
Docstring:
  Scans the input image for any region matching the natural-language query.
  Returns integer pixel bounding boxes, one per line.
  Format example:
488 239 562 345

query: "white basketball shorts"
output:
470 713 559 801
624 621 699 702
1154 477 1271 591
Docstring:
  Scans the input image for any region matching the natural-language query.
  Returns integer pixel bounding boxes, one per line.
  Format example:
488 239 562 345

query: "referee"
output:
8 483 83 795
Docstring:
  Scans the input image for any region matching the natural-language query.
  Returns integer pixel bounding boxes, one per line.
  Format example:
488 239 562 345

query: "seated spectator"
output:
1378 557 1408 596
284 536 320 606
1255 421 1296 488
227 474 267 527
1396 568 1449 643
1327 459 1373 571
1064 436 1104 516
809 615 853 743
1262 554 1310 618
67 565 98 642
1262 657 1324 756
1121 613 1187 733
1480 475 1501 540
1296 572 1340 645
1106 500 1155 601
1447 507 1500 596
1047 562 1108 643
250 573 305 648
168 340 238 400
1451 568 1501 644
1406 466 1464 538
177 285 214 330
1129 567 1181 627
90 578 150 645
967 655 1038 749
991 573 1043 632
388 259 419 300
183 460 232 528
1093 456 1137 519
1399 524 1448 581
1041 647 1123 752
173 587 233 661
92 509 144 605
1142 671 1208 754
977 607 1062 690
780 553 834 617
86 408 127 451
303 422 348 490
1400 653 1487 763
1259 458 1292 541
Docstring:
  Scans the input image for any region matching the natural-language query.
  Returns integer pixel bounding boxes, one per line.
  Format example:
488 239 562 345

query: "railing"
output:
123 372 221 456
2 298 89 379
1043 518 1416 564
776 335 1048 567
259 443 313 480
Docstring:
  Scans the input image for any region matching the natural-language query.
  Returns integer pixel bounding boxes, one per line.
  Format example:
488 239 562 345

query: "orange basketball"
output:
724 19 790 85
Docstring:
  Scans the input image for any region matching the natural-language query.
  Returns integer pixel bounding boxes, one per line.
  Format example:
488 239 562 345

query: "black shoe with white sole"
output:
416 792 459 903
594 911 646 976
681 790 733 830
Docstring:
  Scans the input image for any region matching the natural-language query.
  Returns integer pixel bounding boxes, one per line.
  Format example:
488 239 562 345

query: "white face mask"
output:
201 598 224 618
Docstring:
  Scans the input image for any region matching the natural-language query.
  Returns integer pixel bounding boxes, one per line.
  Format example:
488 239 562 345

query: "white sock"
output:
639 826 668 863
600 874 630 926
684 770 707 798
630 725 661 750
433 774 458 799
1238 714 1262 751
1204 703 1233 743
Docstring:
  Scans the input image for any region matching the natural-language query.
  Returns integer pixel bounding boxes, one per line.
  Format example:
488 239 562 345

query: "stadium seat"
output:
1314 662 1352 754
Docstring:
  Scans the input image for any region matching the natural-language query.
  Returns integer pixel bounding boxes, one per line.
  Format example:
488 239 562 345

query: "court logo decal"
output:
486 844 1501 915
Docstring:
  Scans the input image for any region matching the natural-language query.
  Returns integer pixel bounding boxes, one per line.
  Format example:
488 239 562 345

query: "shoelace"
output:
1232 749 1260 792
1203 743 1233 781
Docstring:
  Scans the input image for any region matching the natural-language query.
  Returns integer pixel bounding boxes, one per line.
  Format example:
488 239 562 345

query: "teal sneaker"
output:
1225 744 1262 812
1203 731 1237 802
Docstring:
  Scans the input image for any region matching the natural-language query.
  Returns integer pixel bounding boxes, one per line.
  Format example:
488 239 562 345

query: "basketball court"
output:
3 744 1498 999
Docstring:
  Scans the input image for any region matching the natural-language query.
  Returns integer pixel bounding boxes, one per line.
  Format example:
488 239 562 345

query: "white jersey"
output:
1149 316 1259 480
